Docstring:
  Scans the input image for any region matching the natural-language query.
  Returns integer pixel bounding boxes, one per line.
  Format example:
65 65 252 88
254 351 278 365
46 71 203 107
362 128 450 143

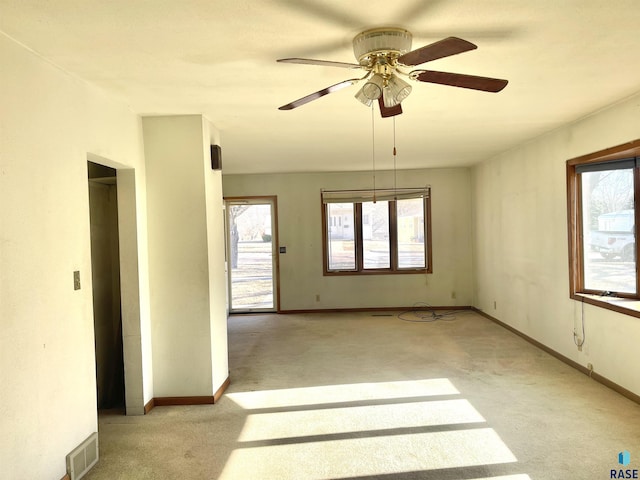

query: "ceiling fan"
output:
277 27 508 117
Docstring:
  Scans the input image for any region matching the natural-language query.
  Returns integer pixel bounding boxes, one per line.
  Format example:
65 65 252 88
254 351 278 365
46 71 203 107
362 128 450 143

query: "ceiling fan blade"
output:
414 70 508 92
378 97 403 118
398 37 477 66
277 58 362 69
279 79 358 110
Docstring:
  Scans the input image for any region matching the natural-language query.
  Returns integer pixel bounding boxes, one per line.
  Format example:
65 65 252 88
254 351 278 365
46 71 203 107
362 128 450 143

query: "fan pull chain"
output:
371 103 376 203
393 116 397 200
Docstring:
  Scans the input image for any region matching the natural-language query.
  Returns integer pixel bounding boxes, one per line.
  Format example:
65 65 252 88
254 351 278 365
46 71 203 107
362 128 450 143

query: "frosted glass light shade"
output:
353 28 412 61
384 75 412 107
355 87 373 106
362 74 385 100
382 87 396 108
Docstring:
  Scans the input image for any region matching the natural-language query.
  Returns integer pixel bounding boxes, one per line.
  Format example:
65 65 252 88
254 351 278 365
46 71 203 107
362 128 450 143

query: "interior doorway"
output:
88 161 125 410
225 196 279 313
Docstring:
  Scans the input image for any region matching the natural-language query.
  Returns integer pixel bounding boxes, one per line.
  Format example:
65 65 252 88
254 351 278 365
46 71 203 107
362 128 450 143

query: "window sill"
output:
324 268 432 276
572 293 640 319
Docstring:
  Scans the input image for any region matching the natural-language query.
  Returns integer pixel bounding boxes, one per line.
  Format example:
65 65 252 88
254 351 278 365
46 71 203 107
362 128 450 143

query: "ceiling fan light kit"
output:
361 73 385 100
354 88 374 107
277 27 508 117
383 75 412 107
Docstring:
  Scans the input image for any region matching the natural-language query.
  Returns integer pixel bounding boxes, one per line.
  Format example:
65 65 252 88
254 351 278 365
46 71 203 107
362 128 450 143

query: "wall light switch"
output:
73 271 81 290
279 246 286 254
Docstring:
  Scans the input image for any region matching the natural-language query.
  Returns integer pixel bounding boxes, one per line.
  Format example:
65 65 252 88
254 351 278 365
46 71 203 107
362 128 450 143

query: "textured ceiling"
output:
2 0 640 174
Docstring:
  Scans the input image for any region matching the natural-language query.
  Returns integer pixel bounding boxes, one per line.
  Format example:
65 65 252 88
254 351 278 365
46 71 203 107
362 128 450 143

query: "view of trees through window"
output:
227 202 274 310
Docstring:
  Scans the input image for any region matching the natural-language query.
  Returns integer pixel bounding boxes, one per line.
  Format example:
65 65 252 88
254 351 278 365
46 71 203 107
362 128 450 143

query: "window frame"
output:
567 139 640 316
321 194 432 276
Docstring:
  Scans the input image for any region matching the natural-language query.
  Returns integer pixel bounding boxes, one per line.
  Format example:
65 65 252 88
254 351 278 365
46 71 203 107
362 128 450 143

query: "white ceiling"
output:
2 0 640 174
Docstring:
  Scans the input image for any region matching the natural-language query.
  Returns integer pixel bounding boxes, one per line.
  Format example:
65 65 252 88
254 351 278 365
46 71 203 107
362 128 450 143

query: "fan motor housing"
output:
353 27 413 64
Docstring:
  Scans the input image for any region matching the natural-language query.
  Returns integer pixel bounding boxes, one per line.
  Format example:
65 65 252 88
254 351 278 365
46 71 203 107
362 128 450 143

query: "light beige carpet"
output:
86 311 640 479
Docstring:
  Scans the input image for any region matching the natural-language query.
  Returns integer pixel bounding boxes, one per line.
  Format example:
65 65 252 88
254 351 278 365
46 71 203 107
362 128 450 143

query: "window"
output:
567 139 640 314
326 203 356 271
322 188 431 275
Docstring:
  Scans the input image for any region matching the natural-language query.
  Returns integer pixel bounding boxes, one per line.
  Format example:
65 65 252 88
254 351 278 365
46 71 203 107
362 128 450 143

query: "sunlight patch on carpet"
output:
222 378 527 479
227 378 460 410
220 428 517 479
238 399 485 442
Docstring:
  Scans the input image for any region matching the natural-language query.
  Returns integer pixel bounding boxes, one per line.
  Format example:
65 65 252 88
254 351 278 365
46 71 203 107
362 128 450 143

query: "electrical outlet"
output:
451 291 456 299
315 294 320 302
493 300 497 310
73 271 81 290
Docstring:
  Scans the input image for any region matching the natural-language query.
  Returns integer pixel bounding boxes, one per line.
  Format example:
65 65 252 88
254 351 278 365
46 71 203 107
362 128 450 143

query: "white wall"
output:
472 92 640 397
0 33 151 479
202 120 229 393
143 115 228 397
223 167 473 310
114 166 154 415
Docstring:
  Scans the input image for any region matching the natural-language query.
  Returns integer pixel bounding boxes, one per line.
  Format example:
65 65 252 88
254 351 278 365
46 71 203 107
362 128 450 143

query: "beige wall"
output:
0 33 151 478
143 115 228 397
472 92 640 397
115 166 154 415
202 120 230 392
223 167 474 310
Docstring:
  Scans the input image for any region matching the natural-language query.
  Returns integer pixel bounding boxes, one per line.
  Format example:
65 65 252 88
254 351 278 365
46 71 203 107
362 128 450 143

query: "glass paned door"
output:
226 198 278 312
